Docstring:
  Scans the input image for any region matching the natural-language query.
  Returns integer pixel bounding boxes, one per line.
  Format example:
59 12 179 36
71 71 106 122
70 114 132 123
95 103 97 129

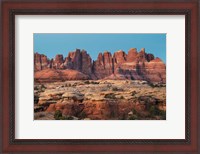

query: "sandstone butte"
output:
34 48 166 83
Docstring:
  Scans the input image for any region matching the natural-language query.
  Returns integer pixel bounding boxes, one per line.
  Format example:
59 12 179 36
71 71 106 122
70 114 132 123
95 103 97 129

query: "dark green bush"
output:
120 96 124 99
149 106 166 119
90 81 99 84
79 111 87 119
112 87 119 91
65 116 74 120
84 80 90 84
128 115 138 120
104 93 116 99
54 110 74 120
54 110 62 120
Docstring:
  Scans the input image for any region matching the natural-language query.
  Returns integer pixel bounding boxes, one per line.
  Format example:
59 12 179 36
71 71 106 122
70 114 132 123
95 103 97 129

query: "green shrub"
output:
79 111 87 119
90 81 99 84
149 106 166 119
129 115 138 120
54 110 74 120
112 87 119 91
120 96 124 99
105 93 116 99
131 91 137 96
41 84 46 89
66 116 74 120
159 110 166 120
132 108 137 115
54 110 62 120
84 80 90 84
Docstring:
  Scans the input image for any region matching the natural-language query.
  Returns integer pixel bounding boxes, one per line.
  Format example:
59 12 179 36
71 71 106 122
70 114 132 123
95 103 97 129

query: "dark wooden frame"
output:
1 0 199 153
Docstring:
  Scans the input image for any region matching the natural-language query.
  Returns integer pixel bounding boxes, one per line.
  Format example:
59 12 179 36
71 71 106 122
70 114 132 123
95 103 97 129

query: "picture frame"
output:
1 0 199 153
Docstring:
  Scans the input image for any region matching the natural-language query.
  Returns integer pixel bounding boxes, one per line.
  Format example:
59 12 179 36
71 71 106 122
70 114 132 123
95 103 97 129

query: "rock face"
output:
34 53 50 71
92 51 113 79
52 54 64 69
34 48 166 83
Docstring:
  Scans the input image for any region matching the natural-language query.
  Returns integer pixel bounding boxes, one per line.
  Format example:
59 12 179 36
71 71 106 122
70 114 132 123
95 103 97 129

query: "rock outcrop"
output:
34 80 166 120
34 53 50 71
34 48 166 83
92 51 113 79
34 69 89 82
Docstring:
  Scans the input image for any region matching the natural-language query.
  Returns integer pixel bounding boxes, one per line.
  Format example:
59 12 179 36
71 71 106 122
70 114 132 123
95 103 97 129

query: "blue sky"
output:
34 33 166 63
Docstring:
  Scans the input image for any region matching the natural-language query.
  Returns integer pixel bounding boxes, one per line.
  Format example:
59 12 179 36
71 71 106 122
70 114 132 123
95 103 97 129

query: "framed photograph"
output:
1 0 199 153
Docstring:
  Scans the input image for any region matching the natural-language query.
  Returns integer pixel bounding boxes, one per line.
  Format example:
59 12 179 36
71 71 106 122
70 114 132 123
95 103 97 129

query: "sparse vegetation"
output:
54 110 74 120
104 93 116 99
128 115 138 120
90 81 99 84
112 87 123 91
54 110 62 120
120 96 124 99
84 80 90 84
149 106 166 120
112 87 119 91
131 91 137 96
35 80 166 120
78 111 87 119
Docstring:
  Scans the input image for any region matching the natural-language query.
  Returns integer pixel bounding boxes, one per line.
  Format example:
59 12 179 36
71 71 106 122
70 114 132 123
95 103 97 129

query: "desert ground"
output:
34 80 166 120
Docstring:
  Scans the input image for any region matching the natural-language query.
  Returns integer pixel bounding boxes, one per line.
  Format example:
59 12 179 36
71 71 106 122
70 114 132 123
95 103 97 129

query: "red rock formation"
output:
52 54 64 69
136 48 147 62
34 52 50 71
81 50 92 76
113 50 127 64
93 51 113 79
34 48 166 83
34 69 89 82
127 48 138 62
144 58 166 83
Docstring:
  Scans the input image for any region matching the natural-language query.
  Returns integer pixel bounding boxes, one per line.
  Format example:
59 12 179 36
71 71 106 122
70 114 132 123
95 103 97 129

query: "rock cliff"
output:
34 48 166 83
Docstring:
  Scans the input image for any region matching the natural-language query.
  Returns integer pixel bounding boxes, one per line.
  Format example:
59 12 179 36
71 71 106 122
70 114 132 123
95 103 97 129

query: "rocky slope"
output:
34 48 166 83
34 80 166 120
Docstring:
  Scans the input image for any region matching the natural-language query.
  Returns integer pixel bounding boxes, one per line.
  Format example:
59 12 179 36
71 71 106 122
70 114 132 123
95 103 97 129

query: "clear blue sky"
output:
34 33 166 63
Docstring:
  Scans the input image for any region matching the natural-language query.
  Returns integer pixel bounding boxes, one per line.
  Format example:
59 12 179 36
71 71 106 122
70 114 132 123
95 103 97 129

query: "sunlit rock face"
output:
34 48 166 83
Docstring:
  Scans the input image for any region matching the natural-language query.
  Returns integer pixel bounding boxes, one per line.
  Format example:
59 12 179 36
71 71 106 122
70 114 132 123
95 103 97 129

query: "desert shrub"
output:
132 108 137 115
54 110 62 120
128 115 138 120
112 87 119 91
149 106 158 116
120 96 124 99
159 110 166 120
104 93 116 99
112 87 123 91
148 82 156 88
90 81 99 84
79 111 87 119
149 106 166 119
131 108 141 117
65 116 74 120
131 91 137 96
34 86 38 90
41 84 46 89
54 110 74 120
58 116 66 120
84 80 90 84
34 95 39 104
